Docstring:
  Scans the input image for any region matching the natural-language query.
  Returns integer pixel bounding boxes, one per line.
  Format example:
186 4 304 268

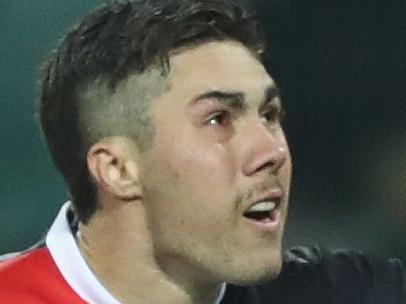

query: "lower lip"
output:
244 209 281 233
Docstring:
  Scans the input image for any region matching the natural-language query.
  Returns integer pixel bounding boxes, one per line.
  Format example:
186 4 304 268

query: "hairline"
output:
77 38 262 154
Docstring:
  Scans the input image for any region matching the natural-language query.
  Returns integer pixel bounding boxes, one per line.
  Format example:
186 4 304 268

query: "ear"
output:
87 137 142 201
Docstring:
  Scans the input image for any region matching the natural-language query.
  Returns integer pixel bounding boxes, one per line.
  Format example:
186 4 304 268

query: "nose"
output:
241 119 289 177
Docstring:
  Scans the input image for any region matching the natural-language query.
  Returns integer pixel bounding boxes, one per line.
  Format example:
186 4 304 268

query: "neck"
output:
77 200 223 304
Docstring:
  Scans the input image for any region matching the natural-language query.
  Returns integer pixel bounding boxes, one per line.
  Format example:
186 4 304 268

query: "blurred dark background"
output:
1 0 405 259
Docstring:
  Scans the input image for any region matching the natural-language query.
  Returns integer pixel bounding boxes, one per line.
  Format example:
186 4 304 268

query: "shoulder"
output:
283 246 405 284
223 246 406 304
0 246 53 286
274 246 405 304
0 247 85 303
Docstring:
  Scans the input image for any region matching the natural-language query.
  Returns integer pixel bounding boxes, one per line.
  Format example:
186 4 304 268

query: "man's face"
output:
139 41 292 285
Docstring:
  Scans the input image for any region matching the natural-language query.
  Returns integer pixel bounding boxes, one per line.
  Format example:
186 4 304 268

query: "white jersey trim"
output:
46 201 227 304
46 201 121 304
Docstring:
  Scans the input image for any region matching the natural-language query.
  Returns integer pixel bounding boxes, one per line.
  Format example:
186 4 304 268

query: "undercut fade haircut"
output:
39 0 265 223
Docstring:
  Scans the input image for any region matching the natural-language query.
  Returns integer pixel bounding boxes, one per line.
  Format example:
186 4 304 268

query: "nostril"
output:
242 144 288 176
243 155 280 176
256 160 276 173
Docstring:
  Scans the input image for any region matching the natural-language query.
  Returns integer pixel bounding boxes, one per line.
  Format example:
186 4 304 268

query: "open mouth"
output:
243 210 272 221
243 201 277 222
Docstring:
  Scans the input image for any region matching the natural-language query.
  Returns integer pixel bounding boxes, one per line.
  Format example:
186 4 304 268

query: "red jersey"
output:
0 247 86 303
0 202 122 304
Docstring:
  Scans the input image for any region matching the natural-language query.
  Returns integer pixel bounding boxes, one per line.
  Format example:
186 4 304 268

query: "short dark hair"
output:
39 0 265 223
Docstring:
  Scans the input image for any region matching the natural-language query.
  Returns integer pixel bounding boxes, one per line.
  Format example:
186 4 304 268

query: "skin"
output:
79 40 292 304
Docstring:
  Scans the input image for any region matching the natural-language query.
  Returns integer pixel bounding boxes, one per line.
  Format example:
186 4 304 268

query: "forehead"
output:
167 41 274 96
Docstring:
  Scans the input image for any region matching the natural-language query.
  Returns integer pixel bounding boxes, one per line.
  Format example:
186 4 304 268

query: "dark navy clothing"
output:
222 246 406 304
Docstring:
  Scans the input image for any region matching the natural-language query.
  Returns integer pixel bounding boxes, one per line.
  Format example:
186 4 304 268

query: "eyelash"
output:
261 107 284 124
205 108 284 127
206 111 231 126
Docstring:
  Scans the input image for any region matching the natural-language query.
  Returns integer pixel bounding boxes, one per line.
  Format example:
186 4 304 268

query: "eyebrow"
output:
189 86 281 111
262 86 281 107
190 90 246 112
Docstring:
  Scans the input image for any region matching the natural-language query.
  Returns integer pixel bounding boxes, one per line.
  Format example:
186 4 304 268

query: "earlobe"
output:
87 138 143 201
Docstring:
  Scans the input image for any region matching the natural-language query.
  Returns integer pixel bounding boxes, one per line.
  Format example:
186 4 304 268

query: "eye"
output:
260 107 284 125
206 111 231 126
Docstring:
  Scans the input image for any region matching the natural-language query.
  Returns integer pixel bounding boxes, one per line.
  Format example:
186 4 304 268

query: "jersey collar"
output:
46 201 226 304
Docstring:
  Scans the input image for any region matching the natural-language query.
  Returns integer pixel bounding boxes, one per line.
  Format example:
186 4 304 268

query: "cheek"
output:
284 148 293 178
160 124 238 186
279 153 293 203
143 131 238 221
142 138 239 248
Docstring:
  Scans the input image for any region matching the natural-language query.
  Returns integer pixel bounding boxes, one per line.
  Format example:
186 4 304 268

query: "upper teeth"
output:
246 201 276 213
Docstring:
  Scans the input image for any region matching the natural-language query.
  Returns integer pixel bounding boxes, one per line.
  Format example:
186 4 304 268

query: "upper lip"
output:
243 188 283 214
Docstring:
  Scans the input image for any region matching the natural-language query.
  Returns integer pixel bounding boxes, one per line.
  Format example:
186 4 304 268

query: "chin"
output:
223 250 283 286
